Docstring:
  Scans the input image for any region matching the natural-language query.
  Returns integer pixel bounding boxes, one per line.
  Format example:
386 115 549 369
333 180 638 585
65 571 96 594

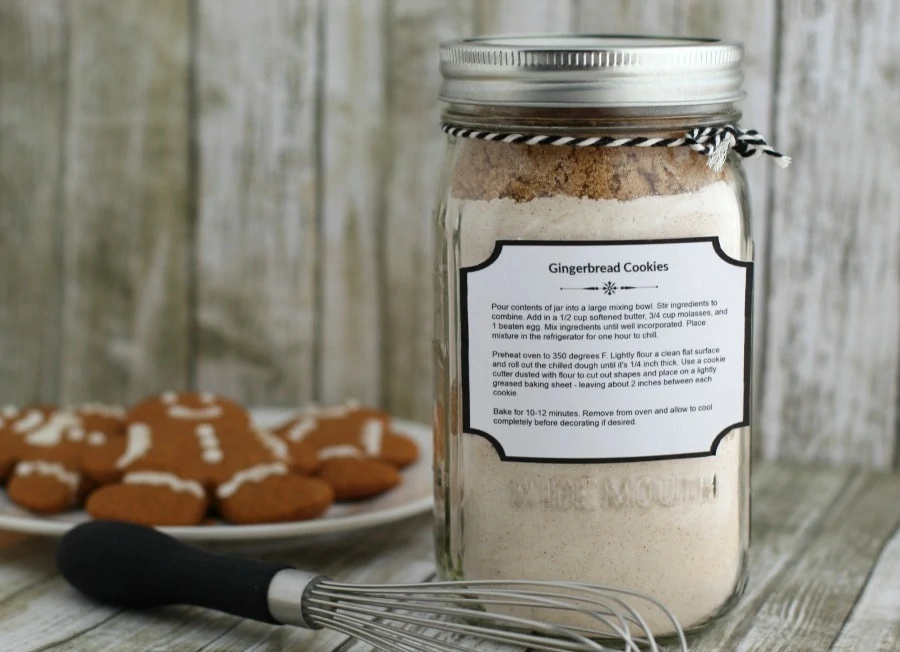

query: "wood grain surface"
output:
318 0 387 406
0 0 897 468
759 0 900 469
58 0 192 405
0 0 66 405
193 0 320 406
381 0 474 422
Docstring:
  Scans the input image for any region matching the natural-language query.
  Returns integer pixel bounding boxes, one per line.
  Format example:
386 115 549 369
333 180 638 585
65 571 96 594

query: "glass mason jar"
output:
433 36 752 636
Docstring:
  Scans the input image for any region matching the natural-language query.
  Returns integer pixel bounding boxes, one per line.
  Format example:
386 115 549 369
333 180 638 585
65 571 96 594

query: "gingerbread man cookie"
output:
275 401 419 469
1 404 126 513
272 401 417 500
0 406 80 478
80 392 247 484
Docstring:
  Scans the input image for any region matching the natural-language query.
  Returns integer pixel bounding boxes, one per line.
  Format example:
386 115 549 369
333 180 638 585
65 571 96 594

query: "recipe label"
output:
459 238 752 462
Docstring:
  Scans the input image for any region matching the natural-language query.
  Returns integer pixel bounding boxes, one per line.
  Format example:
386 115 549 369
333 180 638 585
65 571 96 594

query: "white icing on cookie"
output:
216 463 288 499
253 428 289 461
78 403 126 418
116 423 152 469
2 405 18 419
68 428 86 442
196 424 214 438
202 449 224 464
13 410 46 433
297 400 360 420
161 392 178 405
199 392 215 404
318 403 354 419
361 419 384 457
124 471 204 499
23 411 81 447
88 431 106 447
194 424 223 464
318 445 363 461
287 418 318 443
16 460 79 490
168 405 224 420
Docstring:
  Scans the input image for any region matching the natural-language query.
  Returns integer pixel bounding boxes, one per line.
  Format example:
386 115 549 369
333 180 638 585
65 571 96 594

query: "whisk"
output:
57 521 688 652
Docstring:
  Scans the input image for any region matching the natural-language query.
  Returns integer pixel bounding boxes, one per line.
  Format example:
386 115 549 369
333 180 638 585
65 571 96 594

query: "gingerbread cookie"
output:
0 404 127 514
215 463 334 524
82 393 251 485
284 439 320 475
274 401 419 471
70 403 127 443
81 421 156 485
317 456 401 501
6 460 82 514
0 407 80 479
87 471 208 526
365 423 419 469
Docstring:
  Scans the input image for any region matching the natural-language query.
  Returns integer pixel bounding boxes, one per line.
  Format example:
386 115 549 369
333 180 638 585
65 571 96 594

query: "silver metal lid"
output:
439 35 744 108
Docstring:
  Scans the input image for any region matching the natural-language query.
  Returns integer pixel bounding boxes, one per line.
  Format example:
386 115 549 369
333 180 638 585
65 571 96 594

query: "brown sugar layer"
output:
450 138 725 202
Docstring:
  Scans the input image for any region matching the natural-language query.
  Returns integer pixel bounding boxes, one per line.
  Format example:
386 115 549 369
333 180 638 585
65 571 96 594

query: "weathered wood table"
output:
0 463 897 651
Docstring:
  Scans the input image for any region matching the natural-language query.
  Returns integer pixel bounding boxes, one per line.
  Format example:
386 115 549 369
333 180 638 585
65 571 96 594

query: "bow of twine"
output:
685 125 791 172
440 123 791 173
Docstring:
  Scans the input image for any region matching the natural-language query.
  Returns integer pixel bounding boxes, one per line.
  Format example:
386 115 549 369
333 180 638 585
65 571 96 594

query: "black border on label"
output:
458 237 753 464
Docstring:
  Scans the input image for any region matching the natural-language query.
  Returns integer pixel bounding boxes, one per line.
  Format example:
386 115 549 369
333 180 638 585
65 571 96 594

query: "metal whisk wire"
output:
305 579 689 652
310 588 635 650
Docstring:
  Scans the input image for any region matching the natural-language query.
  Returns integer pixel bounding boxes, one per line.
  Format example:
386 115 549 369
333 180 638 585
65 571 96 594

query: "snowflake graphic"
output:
602 281 617 296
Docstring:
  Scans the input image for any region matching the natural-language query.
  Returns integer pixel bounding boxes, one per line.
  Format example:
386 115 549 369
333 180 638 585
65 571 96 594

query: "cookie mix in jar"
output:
432 35 789 635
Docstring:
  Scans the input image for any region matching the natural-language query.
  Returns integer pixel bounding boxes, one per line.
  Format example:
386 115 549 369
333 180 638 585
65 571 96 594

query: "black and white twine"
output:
441 123 790 172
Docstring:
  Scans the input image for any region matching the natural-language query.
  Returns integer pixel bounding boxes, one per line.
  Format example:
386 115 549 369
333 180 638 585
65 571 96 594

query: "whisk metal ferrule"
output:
267 569 328 629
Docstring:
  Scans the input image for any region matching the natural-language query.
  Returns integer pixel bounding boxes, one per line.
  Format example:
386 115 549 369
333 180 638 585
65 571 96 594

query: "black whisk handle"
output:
57 520 292 624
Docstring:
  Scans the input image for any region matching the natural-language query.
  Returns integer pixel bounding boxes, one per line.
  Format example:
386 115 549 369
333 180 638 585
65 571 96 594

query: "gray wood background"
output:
0 0 897 469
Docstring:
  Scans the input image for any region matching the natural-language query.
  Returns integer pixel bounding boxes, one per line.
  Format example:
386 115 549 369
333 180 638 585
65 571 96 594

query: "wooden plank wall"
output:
0 0 897 469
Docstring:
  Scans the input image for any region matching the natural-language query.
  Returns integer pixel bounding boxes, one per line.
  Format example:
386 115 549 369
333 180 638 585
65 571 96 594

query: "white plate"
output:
0 409 433 541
